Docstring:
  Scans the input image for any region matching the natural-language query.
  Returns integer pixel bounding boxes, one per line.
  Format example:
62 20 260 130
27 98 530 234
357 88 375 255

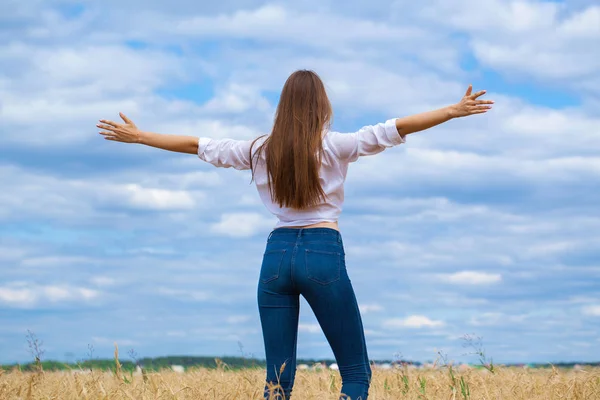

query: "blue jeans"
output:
257 228 372 400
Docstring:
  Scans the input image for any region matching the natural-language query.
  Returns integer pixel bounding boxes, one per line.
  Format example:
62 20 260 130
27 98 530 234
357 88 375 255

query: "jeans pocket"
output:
260 249 286 284
304 249 341 285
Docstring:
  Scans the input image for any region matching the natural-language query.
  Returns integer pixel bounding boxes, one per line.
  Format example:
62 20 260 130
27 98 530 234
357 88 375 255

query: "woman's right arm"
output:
97 113 261 169
394 85 493 136
138 131 199 155
97 113 199 154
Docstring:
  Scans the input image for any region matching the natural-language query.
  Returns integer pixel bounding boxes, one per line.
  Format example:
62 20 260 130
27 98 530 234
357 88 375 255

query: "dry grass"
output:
1 364 599 400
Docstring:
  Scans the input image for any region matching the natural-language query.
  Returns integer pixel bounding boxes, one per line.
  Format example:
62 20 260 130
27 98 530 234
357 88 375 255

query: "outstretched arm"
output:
138 131 198 154
395 85 493 136
328 85 494 163
97 113 198 154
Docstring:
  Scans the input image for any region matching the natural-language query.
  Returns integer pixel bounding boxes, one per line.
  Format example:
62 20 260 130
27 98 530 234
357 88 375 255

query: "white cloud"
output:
166 4 426 49
383 316 445 329
151 119 263 141
210 212 276 238
0 38 270 148
0 283 101 307
0 246 28 262
20 256 95 268
582 305 600 317
468 312 530 327
368 339 409 347
363 329 389 337
0 44 189 140
226 315 252 324
0 164 212 222
299 324 321 334
0 288 33 305
120 184 196 210
418 0 600 89
568 296 600 305
421 0 560 34
200 83 272 115
91 336 138 347
166 331 187 337
440 271 502 285
238 194 262 206
348 146 600 192
157 287 212 301
33 45 184 94
560 6 600 37
524 241 579 257
383 292 490 308
359 303 384 314
90 277 117 287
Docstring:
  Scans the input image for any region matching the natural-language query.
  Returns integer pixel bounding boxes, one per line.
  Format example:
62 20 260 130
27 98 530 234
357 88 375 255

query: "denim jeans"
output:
257 227 372 400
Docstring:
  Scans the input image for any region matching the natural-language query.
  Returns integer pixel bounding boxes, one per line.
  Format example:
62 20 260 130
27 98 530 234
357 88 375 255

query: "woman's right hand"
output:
450 85 494 118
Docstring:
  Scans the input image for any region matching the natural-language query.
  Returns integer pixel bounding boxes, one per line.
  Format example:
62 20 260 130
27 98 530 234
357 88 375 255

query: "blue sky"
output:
1 0 599 365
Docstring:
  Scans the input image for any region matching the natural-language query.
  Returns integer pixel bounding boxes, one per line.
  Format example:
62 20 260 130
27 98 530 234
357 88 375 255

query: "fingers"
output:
99 119 120 128
119 112 133 125
470 90 487 99
99 131 120 141
465 84 473 97
464 101 492 116
466 98 493 109
98 130 116 138
97 123 116 131
469 108 490 115
454 91 494 117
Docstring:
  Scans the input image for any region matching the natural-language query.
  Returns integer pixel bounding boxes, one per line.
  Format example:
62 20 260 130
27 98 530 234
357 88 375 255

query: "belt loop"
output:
297 228 303 239
267 231 274 241
338 231 341 243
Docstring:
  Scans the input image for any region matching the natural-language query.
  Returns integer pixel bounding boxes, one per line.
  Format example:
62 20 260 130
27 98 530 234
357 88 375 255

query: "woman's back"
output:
197 118 405 229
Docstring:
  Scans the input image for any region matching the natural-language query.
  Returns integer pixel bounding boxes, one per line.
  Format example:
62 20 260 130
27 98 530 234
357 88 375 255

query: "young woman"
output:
97 70 493 400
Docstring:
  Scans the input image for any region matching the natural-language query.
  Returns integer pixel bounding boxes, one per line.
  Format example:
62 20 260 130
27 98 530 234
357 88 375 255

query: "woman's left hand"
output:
97 113 141 143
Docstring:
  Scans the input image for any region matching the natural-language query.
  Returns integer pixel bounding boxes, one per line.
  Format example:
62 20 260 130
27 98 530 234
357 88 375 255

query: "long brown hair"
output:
249 70 332 210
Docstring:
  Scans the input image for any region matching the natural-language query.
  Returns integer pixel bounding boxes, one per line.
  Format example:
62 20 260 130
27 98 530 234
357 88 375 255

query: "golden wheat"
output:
1 364 599 400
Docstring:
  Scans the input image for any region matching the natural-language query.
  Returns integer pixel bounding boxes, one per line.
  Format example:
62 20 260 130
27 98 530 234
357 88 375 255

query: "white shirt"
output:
198 118 405 229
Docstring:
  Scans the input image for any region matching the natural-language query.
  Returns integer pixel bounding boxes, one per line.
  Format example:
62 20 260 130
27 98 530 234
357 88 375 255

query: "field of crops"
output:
1 363 599 399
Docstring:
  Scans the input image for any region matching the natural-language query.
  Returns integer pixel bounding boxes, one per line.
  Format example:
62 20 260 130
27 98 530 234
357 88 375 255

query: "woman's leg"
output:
257 243 300 399
297 239 372 400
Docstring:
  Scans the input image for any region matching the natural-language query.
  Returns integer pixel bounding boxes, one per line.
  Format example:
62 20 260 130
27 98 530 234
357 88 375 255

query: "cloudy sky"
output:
1 0 599 365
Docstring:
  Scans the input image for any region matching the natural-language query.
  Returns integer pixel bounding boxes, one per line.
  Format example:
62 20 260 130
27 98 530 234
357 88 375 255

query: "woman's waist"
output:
279 221 339 231
268 223 342 242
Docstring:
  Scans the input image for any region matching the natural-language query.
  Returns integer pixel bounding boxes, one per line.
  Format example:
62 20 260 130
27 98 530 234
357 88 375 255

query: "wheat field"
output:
1 363 599 400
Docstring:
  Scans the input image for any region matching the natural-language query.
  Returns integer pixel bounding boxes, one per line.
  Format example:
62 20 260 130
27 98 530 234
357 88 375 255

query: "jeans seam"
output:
354 297 371 388
290 243 298 290
287 316 299 396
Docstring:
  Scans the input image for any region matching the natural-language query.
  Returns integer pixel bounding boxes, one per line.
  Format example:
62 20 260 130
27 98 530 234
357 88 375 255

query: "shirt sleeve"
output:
197 137 258 170
327 118 406 163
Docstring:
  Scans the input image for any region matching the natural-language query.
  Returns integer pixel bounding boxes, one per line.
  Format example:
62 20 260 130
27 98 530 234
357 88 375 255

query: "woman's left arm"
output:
97 113 198 155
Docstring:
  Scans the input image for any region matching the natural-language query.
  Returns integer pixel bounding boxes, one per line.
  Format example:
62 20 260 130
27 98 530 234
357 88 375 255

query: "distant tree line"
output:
0 356 333 372
1 357 598 373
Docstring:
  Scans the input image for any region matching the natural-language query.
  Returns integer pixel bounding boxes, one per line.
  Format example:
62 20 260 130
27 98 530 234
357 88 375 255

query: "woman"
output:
97 70 492 400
